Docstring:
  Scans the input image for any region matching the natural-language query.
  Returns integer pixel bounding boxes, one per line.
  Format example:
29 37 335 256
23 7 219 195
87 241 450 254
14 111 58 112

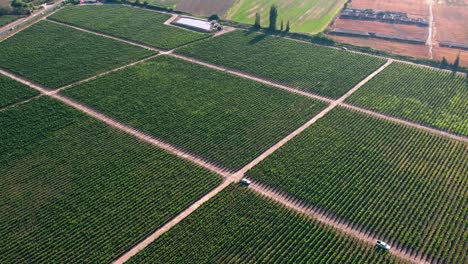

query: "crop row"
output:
130 185 400 263
176 30 386 99
49 5 209 50
0 20 154 88
347 62 468 136
0 74 39 109
248 108 467 263
0 97 221 262
63 56 327 170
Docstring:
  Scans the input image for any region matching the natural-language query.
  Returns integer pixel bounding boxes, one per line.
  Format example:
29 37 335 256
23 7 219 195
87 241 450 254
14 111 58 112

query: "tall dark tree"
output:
280 19 284 31
285 20 290 32
254 12 261 29
269 5 278 31
452 53 460 74
440 57 449 69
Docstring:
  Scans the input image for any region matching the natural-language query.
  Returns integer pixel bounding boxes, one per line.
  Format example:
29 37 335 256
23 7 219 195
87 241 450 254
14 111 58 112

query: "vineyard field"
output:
49 5 209 50
129 185 400 263
0 74 39 108
248 108 468 263
63 56 327 170
0 97 221 262
347 62 468 136
176 30 386 98
0 21 154 88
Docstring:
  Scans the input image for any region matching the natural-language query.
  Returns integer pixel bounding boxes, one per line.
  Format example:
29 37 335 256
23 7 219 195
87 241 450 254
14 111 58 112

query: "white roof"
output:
176 18 212 31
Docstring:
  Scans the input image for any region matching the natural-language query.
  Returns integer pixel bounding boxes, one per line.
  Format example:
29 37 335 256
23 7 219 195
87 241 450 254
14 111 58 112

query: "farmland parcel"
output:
0 21 153 88
226 0 348 34
177 30 385 99
0 97 221 262
347 62 468 136
129 185 399 263
49 5 209 50
0 74 38 108
248 108 468 263
63 56 327 170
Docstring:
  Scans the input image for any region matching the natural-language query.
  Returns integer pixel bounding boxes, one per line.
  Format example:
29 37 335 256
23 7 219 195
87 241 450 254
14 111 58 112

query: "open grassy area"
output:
63 56 326 170
0 74 39 108
248 108 468 263
49 5 209 50
177 30 385 99
226 0 347 34
0 15 22 27
347 62 468 136
0 97 221 262
0 20 153 88
130 185 399 263
143 0 180 8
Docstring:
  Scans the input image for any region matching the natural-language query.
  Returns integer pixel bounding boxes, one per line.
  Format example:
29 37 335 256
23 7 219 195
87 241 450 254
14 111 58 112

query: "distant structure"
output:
80 0 98 4
172 17 222 33
340 8 429 27
439 41 468 50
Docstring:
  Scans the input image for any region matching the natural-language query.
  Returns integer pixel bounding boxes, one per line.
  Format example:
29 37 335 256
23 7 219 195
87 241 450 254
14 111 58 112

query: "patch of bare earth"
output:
432 0 468 65
348 0 430 18
176 0 237 16
333 19 428 39
331 35 430 58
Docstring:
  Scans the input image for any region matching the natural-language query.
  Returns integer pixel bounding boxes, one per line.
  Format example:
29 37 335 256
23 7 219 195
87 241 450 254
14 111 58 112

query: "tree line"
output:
253 5 290 33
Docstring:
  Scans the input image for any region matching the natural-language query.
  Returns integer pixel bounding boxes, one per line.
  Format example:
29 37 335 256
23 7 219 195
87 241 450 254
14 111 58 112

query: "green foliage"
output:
63 56 326 170
347 62 468 136
0 21 153 88
440 56 449 69
269 5 277 31
0 74 38 108
49 5 209 50
177 30 385 98
0 15 22 27
0 97 221 262
248 109 468 263
129 185 399 263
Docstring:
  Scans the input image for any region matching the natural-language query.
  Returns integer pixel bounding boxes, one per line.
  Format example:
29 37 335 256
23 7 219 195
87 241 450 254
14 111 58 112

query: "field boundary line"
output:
55 53 161 92
0 94 44 112
0 67 231 178
46 19 161 52
247 180 429 264
169 54 467 143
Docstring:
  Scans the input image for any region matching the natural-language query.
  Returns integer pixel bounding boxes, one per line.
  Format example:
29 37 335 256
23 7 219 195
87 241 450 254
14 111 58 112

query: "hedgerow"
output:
63 56 327 170
0 20 154 88
0 97 221 262
176 30 386 99
129 185 400 263
347 62 468 136
248 108 468 263
0 74 39 108
49 5 209 50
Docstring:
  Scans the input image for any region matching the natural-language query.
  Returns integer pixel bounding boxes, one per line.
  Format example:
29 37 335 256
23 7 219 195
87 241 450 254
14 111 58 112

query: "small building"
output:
172 17 218 33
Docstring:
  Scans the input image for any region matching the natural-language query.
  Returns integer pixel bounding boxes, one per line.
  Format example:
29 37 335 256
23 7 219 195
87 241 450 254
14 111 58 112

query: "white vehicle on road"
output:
376 240 391 251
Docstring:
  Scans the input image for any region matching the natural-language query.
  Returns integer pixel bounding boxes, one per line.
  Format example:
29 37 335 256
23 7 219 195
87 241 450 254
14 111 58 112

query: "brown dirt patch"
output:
433 46 468 66
348 0 430 18
333 19 428 39
331 35 430 58
433 0 468 43
176 0 237 16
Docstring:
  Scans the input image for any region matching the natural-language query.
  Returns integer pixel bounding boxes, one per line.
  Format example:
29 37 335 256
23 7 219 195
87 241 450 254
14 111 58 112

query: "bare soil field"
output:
433 0 467 44
176 0 236 16
348 0 430 18
433 46 468 65
332 19 427 39
331 35 430 58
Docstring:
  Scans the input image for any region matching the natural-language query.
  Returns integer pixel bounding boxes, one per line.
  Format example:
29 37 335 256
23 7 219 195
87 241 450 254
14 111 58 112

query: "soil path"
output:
427 0 434 59
248 181 430 264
